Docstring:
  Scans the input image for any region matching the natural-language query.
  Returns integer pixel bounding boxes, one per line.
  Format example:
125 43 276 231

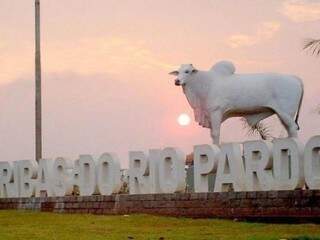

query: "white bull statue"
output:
169 61 304 144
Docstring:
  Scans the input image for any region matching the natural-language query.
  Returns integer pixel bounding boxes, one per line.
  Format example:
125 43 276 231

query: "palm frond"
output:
303 38 320 56
241 118 273 140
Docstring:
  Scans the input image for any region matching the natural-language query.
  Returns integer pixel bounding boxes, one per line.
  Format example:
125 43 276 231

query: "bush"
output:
289 236 320 240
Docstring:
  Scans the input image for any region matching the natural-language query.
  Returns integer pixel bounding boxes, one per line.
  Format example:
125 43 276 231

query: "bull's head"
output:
169 64 198 86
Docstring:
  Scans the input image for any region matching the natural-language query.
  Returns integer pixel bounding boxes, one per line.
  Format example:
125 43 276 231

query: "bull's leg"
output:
275 110 298 138
209 110 222 145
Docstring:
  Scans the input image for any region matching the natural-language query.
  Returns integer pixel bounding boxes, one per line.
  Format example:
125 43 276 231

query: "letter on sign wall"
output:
214 143 246 192
18 160 38 198
96 153 121 195
148 149 162 194
36 159 54 197
52 157 74 197
243 140 274 191
194 144 220 193
304 136 320 189
273 138 304 190
77 155 97 196
73 158 80 192
158 147 186 193
129 151 150 194
0 162 19 198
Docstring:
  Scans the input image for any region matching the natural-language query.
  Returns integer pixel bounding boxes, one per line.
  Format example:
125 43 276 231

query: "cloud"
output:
45 37 175 76
228 35 257 48
281 0 320 22
64 37 175 74
0 36 175 85
228 22 281 48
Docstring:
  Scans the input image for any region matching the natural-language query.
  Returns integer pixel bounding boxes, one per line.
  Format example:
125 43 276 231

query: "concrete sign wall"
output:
1 136 320 198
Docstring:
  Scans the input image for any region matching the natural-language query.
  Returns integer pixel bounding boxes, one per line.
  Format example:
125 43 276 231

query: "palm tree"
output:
303 38 320 114
241 118 273 140
303 38 320 56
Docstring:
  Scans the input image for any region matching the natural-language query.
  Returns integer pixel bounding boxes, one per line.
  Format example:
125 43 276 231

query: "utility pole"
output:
35 0 42 162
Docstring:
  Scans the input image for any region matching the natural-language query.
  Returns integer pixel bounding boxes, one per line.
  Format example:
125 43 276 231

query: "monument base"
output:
1 190 319 221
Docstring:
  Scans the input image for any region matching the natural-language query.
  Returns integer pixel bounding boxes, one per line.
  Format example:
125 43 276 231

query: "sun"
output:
177 113 191 126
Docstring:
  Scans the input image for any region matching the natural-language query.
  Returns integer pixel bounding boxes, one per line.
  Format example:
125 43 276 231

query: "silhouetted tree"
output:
241 118 273 140
304 38 320 56
304 38 320 114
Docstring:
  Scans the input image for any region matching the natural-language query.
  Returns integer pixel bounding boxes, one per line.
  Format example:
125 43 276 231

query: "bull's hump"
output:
210 61 236 75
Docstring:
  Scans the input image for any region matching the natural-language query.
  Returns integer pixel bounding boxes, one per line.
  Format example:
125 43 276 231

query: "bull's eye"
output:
185 70 189 74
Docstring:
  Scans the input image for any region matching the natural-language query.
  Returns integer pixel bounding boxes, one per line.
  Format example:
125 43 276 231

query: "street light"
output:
35 0 42 162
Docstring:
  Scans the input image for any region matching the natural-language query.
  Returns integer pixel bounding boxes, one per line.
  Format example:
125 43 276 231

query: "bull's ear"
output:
169 70 179 76
192 69 198 74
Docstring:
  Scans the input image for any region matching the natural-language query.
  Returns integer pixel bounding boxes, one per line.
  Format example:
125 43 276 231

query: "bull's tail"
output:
295 78 304 130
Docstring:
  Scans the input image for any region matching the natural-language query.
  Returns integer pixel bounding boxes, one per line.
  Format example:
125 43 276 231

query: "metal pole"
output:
35 0 42 162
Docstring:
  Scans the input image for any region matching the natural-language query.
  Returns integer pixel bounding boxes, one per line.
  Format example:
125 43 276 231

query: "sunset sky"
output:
1 0 320 167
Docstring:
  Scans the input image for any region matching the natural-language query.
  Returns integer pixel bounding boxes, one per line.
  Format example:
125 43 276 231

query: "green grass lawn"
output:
0 210 319 240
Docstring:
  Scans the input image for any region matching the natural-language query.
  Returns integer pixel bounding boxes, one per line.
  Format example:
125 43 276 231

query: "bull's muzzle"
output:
175 79 181 86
